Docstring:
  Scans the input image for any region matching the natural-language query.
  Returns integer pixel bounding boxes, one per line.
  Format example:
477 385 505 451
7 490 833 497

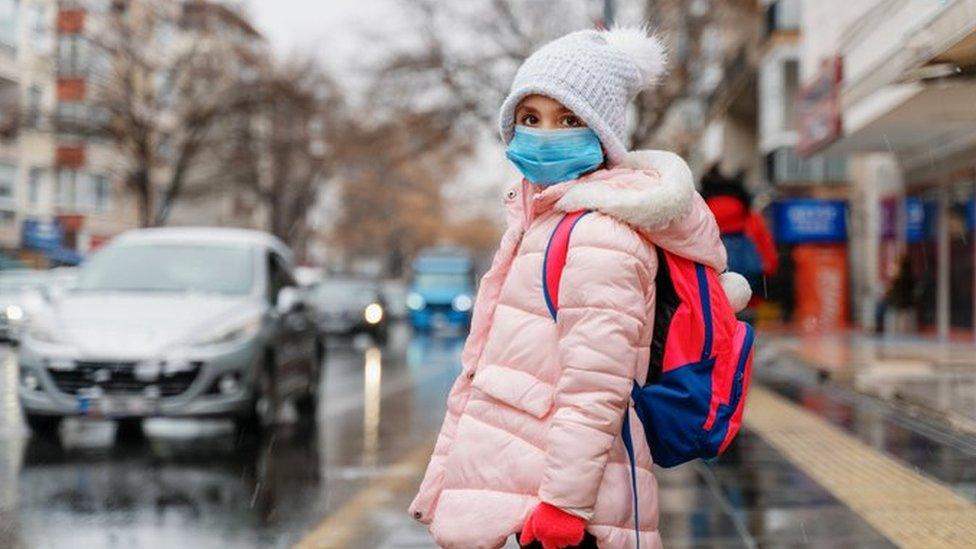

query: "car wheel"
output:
25 414 62 437
236 353 278 434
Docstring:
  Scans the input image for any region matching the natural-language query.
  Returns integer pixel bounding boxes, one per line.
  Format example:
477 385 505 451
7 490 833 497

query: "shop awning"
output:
817 0 976 164
820 81 976 168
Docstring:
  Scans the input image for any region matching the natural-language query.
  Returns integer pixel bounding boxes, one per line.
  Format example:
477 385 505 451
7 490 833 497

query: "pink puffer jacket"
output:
410 151 728 549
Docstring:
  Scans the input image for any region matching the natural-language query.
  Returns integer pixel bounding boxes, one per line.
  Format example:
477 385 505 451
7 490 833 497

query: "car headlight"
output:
452 294 473 312
192 317 261 347
406 292 426 311
5 304 23 322
364 303 383 324
28 321 63 344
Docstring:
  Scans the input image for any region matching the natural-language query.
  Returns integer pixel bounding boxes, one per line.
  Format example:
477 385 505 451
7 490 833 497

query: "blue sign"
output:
21 218 63 251
905 198 927 243
774 199 847 244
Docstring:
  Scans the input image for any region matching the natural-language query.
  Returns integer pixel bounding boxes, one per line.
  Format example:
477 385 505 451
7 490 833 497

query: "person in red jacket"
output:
701 167 778 303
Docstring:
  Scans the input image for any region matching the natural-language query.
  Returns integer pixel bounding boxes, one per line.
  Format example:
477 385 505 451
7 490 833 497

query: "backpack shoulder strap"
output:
542 210 591 320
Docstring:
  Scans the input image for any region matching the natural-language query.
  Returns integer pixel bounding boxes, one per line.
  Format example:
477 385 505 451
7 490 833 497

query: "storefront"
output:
796 0 976 341
20 217 84 267
773 198 849 332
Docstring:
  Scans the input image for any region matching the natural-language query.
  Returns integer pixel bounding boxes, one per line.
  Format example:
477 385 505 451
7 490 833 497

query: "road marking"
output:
745 386 976 548
295 439 435 549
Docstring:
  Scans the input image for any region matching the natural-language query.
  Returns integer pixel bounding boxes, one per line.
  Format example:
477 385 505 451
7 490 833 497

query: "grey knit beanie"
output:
499 26 666 165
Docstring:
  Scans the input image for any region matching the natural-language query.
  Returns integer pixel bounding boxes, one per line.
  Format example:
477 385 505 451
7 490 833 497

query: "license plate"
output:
432 313 447 329
77 395 151 417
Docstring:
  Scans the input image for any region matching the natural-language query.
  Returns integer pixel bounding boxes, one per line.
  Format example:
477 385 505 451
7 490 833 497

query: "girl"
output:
411 26 742 549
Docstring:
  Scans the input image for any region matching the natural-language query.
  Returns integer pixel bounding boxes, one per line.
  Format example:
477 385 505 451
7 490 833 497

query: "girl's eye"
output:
520 113 539 125
561 115 584 127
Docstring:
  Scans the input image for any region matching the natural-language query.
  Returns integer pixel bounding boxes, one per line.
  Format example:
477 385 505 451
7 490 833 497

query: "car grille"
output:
48 361 202 397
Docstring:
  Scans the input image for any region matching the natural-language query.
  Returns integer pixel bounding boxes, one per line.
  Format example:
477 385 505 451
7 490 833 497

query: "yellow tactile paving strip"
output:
745 386 976 548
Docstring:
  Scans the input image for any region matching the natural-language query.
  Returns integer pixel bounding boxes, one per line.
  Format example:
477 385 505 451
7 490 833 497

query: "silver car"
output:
18 227 322 436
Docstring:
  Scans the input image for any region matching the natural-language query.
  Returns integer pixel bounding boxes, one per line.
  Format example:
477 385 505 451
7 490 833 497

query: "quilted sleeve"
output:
538 217 652 519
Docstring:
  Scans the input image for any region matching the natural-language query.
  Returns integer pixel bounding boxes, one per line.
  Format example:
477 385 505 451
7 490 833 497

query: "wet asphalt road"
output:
0 323 463 548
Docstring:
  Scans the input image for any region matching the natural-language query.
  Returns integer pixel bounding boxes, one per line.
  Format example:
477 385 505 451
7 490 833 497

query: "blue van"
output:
407 248 475 332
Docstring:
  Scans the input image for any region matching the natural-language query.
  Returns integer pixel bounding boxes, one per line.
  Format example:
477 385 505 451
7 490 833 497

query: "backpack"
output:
542 210 755 468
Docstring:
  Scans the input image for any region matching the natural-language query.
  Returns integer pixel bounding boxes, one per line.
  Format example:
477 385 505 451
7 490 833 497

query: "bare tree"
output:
237 57 339 260
629 0 759 151
328 109 473 277
375 0 757 153
74 0 269 227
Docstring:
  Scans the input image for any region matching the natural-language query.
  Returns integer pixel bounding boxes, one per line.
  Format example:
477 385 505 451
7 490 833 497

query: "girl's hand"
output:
519 502 585 549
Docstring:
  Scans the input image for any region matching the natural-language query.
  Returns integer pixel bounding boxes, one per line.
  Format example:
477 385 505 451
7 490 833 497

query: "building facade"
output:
0 0 268 268
799 0 976 340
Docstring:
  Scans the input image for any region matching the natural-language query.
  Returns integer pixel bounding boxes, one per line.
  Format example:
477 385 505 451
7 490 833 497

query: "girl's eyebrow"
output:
517 105 540 114
557 107 576 115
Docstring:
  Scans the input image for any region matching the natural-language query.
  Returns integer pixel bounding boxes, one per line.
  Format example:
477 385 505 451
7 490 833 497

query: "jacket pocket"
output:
472 364 555 419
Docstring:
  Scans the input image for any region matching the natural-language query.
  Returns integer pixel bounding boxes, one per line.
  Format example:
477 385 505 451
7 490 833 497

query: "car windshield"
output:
413 272 469 289
0 272 47 294
312 280 377 306
75 244 255 295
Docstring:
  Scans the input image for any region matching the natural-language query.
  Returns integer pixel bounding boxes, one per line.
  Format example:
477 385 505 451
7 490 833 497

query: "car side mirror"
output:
276 286 302 314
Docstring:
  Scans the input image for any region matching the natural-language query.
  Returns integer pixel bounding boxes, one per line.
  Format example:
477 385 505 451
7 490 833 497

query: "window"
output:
57 170 112 213
28 168 43 207
57 169 78 209
26 85 43 128
764 147 848 186
0 0 16 51
782 60 799 131
92 174 110 212
28 2 50 53
764 0 800 37
0 163 15 225
58 35 89 75
0 163 14 201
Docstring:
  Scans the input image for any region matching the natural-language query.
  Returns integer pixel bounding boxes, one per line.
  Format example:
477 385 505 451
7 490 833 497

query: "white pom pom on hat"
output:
601 25 667 89
499 25 668 165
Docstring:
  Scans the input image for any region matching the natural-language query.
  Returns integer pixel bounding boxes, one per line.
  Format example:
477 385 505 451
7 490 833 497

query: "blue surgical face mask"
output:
505 126 604 186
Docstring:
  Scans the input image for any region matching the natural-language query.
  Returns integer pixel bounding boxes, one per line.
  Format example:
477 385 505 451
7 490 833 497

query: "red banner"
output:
793 244 848 332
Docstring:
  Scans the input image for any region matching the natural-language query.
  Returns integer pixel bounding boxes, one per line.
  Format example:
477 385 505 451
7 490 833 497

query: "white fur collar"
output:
555 150 695 230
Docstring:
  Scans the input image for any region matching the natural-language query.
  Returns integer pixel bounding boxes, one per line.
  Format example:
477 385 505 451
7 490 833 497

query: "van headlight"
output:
364 303 383 324
406 292 426 311
192 317 261 347
452 294 473 312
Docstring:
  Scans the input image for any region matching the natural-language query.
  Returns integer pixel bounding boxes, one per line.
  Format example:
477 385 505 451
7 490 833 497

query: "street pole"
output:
603 0 615 28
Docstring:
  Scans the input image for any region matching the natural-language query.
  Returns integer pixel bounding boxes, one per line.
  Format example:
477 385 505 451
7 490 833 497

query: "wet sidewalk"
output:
301 335 976 548
767 332 976 434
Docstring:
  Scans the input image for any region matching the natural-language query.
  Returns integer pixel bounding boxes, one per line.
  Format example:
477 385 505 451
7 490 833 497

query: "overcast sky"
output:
247 0 404 70
244 0 525 222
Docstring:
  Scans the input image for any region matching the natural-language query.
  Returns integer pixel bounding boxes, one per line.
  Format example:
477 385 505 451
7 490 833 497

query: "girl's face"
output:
515 94 586 130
